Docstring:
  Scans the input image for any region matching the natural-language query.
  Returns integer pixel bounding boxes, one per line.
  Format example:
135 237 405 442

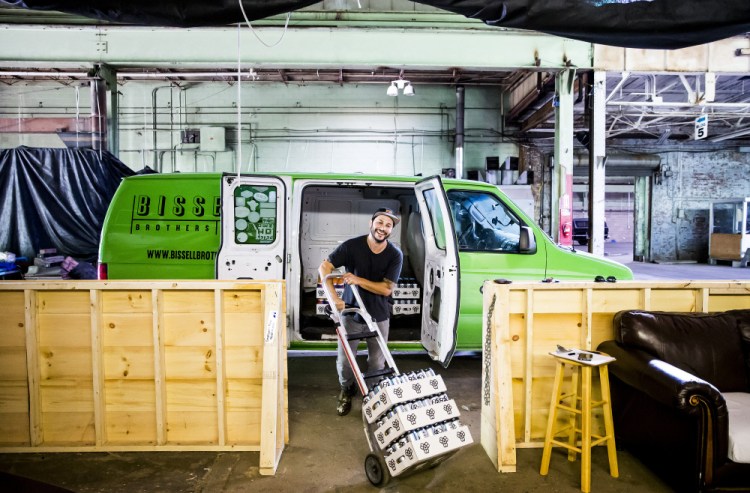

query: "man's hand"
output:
342 273 361 286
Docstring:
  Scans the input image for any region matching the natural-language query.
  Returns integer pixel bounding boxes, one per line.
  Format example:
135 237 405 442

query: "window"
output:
447 190 521 252
422 188 447 250
233 185 277 244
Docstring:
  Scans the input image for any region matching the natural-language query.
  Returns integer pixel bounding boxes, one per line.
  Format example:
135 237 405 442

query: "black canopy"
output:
3 0 749 49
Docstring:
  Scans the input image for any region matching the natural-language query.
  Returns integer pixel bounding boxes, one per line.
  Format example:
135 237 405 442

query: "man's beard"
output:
370 226 390 243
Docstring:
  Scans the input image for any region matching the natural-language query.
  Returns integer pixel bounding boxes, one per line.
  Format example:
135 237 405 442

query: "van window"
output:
448 190 521 252
422 188 447 250
233 185 278 244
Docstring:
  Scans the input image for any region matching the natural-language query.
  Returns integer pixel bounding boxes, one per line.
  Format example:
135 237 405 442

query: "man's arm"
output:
341 273 395 296
318 259 345 311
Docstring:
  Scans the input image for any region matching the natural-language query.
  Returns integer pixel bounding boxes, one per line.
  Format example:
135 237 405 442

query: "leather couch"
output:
598 309 750 492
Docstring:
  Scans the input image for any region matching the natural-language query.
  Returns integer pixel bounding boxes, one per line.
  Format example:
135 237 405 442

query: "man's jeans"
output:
336 317 390 391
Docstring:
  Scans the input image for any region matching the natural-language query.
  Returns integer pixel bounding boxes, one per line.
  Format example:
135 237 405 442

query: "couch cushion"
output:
725 392 750 463
613 310 749 392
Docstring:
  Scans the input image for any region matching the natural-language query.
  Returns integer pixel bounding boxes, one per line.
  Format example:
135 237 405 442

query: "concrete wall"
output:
650 149 750 262
0 80 510 179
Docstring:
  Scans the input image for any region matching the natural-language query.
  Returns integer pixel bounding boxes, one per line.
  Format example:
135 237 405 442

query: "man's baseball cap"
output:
372 207 400 226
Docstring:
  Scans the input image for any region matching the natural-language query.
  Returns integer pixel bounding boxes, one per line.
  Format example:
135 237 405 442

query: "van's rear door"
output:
217 174 286 280
414 176 460 367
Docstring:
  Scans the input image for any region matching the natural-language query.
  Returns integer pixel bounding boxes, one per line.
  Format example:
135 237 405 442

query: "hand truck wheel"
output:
364 453 390 486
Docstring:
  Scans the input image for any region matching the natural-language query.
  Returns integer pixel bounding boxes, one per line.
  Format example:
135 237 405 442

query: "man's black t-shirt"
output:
327 235 403 322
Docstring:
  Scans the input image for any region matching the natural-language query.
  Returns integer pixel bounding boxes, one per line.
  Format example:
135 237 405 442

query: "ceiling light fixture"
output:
387 78 415 97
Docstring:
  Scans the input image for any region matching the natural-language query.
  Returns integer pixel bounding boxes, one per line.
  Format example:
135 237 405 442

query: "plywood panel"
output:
709 295 750 311
649 289 699 311
532 290 583 313
104 346 155 380
166 381 217 411
106 411 157 444
0 383 29 412
102 313 153 346
102 290 152 313
591 289 642 313
0 413 30 445
39 347 92 380
0 348 28 380
163 313 215 346
224 313 263 346
162 291 214 313
225 347 263 379
42 412 95 444
41 382 93 412
223 290 262 313
105 380 156 411
164 347 216 379
166 411 218 444
0 292 25 345
38 291 90 314
226 411 261 444
38 314 91 346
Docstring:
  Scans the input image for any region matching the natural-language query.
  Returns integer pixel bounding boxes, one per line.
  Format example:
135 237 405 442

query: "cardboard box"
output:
363 374 446 424
373 398 460 450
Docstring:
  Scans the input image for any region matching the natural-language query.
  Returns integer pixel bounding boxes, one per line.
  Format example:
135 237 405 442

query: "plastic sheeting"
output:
0 146 134 261
3 0 750 49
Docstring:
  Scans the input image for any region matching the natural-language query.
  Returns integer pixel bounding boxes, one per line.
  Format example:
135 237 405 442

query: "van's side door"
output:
217 174 286 280
414 176 460 367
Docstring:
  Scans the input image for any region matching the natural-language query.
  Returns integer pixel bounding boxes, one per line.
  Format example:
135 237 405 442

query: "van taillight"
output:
97 263 108 280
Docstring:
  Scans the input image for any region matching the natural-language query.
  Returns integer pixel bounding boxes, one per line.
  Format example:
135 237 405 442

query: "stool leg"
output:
599 365 619 478
567 366 579 462
540 361 565 475
581 366 592 493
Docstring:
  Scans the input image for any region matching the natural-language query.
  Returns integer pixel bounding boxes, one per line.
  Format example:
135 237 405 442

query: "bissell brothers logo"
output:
131 194 221 234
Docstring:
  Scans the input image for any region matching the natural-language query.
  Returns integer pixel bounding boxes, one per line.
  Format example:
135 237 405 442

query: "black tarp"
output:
0 146 134 261
3 0 750 49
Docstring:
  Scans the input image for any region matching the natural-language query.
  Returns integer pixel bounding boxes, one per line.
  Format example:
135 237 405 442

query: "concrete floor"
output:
0 259 747 493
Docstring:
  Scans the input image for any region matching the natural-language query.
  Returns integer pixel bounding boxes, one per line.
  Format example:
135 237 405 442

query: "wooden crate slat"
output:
102 290 152 313
163 313 216 346
37 291 89 313
103 346 156 380
102 313 153 346
106 411 157 444
162 290 215 313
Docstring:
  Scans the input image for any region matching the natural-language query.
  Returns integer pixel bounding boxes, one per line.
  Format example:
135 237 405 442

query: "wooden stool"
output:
539 351 618 492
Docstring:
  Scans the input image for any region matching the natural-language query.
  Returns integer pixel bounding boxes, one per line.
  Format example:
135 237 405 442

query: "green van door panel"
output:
99 173 222 279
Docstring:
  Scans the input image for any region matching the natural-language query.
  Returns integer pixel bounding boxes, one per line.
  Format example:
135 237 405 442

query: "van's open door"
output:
217 174 286 280
414 176 460 367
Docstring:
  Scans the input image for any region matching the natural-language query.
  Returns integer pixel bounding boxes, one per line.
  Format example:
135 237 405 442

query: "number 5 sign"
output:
695 115 708 140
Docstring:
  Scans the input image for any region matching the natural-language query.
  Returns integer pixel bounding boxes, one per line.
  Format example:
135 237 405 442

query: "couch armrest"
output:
598 340 729 464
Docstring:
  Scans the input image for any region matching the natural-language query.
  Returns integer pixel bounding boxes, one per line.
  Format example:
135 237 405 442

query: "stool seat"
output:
539 350 618 492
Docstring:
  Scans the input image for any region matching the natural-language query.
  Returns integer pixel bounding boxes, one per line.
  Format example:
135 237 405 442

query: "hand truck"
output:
321 273 474 486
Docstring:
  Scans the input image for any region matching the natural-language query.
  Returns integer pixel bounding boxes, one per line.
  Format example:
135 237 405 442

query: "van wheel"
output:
577 239 588 246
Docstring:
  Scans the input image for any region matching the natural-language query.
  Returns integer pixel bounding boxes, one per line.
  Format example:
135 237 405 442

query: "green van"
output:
99 173 631 365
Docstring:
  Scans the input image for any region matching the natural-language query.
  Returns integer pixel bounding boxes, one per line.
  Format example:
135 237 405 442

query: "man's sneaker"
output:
336 385 355 416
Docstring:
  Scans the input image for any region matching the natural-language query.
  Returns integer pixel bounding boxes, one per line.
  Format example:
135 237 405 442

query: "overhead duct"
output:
573 152 660 177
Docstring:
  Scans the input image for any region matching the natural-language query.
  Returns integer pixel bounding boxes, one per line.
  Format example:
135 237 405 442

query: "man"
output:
318 207 403 416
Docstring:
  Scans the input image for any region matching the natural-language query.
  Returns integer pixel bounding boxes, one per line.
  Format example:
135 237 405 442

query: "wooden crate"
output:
0 280 287 475
480 280 750 473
